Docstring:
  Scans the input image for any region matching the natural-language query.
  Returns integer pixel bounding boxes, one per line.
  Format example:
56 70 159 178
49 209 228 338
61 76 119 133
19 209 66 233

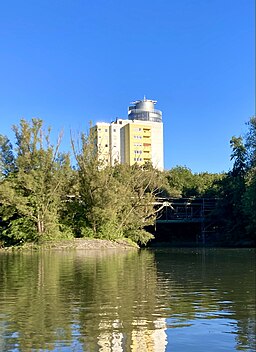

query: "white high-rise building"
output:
93 98 164 170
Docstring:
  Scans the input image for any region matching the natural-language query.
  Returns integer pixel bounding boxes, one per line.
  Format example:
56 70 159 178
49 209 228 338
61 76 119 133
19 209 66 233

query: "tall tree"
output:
166 166 223 198
0 135 16 178
218 136 247 238
70 130 163 244
0 119 72 244
243 116 256 238
245 116 256 168
230 136 247 177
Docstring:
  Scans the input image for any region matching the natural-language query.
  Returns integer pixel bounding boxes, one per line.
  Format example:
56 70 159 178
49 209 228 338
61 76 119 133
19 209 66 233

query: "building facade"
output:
94 98 164 170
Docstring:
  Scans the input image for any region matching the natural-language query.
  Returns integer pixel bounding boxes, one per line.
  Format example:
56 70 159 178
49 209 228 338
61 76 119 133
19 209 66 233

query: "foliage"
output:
166 166 224 198
242 116 256 237
0 116 255 247
245 116 256 168
70 130 159 244
0 135 16 178
243 168 256 237
211 118 256 243
230 136 247 177
165 117 255 245
0 119 72 244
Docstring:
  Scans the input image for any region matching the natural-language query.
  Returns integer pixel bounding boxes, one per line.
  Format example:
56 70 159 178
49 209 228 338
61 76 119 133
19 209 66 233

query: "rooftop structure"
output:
128 97 162 123
93 98 164 170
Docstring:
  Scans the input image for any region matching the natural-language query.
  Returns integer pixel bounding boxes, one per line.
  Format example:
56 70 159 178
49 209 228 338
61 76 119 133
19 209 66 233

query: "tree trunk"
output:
37 214 44 234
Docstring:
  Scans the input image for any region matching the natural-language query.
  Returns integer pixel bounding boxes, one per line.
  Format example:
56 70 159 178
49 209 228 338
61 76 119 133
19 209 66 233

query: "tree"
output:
0 135 16 178
243 168 256 238
245 116 256 168
166 166 195 197
70 129 163 244
0 119 72 244
230 136 247 177
166 166 223 198
242 116 256 238
212 129 254 243
215 136 247 239
112 163 160 244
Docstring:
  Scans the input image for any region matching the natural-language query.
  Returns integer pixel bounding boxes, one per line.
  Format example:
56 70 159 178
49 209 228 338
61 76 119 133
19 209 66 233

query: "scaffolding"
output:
154 197 219 244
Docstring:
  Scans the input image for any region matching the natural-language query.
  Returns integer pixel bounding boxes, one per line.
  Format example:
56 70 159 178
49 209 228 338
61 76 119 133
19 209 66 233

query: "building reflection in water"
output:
0 249 255 351
96 318 167 352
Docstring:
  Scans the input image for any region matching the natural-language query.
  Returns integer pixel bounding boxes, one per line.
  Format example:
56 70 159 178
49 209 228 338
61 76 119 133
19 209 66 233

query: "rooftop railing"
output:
128 108 162 116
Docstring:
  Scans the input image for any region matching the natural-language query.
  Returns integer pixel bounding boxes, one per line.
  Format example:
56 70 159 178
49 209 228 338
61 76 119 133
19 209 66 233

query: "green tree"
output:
242 116 256 238
213 134 249 242
243 168 256 238
166 166 223 198
166 166 195 197
230 136 247 177
70 130 162 244
194 172 224 198
112 163 160 244
245 116 256 168
0 135 16 178
0 119 72 244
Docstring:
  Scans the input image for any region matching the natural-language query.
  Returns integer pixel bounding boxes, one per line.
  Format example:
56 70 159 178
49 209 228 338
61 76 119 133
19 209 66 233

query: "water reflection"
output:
154 248 256 352
0 248 255 351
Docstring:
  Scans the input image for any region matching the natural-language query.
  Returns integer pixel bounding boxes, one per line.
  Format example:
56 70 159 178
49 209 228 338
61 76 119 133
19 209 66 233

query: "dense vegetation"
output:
0 117 255 247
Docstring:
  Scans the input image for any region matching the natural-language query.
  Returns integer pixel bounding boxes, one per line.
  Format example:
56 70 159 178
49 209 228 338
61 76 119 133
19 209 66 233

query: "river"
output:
0 248 255 351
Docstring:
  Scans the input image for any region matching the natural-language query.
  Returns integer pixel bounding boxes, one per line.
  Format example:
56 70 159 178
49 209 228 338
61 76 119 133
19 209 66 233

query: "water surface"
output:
0 248 255 351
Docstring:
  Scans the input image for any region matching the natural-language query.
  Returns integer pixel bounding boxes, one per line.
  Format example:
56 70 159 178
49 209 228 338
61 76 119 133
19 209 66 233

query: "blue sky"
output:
0 0 254 173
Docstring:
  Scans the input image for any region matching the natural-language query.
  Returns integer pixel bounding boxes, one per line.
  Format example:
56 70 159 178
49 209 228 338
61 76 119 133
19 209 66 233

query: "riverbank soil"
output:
0 238 139 251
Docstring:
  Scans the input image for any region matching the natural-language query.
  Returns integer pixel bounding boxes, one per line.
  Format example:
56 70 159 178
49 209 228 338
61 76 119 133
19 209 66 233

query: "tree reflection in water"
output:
0 248 255 351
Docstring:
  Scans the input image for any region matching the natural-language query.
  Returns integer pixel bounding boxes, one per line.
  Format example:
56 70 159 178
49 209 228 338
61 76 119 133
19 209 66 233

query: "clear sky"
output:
0 0 255 173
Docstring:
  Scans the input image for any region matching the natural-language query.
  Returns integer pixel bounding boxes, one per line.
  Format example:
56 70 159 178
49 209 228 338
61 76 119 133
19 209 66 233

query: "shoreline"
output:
0 238 139 251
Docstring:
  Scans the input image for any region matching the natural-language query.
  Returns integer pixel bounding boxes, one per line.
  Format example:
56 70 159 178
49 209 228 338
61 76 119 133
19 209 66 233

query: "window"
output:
113 129 116 132
105 144 108 147
134 135 142 140
133 127 142 132
105 129 108 132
